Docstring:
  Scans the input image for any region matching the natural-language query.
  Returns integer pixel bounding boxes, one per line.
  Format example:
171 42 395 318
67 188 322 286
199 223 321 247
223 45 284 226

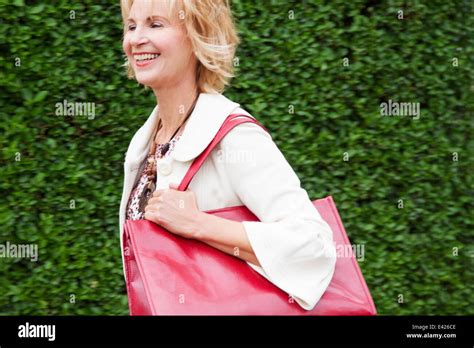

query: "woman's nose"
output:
129 28 149 47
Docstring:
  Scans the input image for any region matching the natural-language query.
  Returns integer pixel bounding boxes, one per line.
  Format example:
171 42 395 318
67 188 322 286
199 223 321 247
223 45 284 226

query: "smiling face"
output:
122 0 197 89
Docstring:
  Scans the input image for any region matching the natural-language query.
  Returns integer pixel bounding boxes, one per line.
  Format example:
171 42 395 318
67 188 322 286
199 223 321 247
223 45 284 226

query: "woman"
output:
119 0 336 311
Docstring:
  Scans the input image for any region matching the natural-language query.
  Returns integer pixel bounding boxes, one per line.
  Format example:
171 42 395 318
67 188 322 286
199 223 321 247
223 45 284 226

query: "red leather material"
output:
124 197 376 315
123 114 377 315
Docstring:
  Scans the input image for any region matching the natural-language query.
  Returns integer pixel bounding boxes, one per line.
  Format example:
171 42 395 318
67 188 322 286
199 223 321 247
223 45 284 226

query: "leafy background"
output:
0 0 472 315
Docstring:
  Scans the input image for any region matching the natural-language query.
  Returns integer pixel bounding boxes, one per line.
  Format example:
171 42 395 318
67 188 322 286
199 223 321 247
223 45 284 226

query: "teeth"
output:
135 53 160 61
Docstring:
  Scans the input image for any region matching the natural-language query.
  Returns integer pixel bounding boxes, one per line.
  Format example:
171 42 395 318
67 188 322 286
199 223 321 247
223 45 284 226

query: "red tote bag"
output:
123 114 377 315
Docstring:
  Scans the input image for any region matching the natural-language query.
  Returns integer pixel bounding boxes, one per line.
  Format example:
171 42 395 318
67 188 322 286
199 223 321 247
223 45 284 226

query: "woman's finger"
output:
169 182 180 190
153 189 165 197
147 196 163 206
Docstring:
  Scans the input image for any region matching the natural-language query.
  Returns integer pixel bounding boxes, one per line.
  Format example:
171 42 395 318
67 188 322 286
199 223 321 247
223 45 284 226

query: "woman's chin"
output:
135 75 163 89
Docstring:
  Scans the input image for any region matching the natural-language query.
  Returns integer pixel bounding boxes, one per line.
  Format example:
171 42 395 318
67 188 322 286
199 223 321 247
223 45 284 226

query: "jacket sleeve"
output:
218 121 337 310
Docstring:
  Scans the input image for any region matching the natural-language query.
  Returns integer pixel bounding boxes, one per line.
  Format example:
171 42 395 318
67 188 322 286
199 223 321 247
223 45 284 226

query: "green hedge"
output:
0 0 472 315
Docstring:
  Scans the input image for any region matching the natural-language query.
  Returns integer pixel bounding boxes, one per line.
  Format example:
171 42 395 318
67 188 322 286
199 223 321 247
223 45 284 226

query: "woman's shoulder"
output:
219 106 274 150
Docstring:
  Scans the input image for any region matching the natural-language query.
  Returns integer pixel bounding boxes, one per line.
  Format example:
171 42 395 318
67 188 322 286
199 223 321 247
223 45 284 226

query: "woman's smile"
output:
133 52 161 68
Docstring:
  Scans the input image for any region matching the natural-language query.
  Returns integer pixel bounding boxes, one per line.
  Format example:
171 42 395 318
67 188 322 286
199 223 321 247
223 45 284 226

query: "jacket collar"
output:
125 93 241 168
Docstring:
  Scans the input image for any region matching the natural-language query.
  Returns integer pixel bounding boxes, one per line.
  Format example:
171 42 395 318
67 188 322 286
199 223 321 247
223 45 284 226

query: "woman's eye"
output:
126 22 161 31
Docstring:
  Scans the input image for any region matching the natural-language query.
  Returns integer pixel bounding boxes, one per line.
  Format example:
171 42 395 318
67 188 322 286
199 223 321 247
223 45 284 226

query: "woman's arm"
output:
193 212 261 267
145 121 336 310
212 122 337 310
144 185 260 266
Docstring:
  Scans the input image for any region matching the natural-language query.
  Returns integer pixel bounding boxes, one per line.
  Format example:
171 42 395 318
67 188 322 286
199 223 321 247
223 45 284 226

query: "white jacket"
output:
119 92 336 310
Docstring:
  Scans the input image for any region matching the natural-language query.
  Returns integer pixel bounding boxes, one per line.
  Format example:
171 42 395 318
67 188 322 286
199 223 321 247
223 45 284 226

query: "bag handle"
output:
177 113 269 191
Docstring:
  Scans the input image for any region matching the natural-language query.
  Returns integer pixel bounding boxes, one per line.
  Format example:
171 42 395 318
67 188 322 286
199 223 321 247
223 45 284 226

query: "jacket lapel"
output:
171 93 241 162
120 93 244 251
124 93 242 168
121 93 242 216
124 105 160 170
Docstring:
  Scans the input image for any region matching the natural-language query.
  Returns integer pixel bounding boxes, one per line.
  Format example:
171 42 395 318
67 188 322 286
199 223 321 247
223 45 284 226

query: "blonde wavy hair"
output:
120 0 240 93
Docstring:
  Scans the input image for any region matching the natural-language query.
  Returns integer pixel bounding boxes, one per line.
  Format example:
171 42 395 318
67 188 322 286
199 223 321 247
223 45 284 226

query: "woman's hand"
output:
144 183 261 266
144 183 201 239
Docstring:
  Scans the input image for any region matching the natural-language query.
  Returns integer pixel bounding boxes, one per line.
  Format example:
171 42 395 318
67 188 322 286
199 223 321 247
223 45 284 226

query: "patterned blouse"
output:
125 135 182 220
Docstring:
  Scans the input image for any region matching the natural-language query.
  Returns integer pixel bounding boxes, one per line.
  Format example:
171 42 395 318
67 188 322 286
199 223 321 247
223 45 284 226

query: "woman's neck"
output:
152 79 199 140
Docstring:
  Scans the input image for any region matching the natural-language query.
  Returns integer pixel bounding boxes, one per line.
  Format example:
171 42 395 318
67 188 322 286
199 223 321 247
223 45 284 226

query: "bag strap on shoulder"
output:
177 113 268 191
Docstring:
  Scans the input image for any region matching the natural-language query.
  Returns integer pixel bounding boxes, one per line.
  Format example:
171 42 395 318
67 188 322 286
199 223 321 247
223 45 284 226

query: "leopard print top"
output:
125 135 182 220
